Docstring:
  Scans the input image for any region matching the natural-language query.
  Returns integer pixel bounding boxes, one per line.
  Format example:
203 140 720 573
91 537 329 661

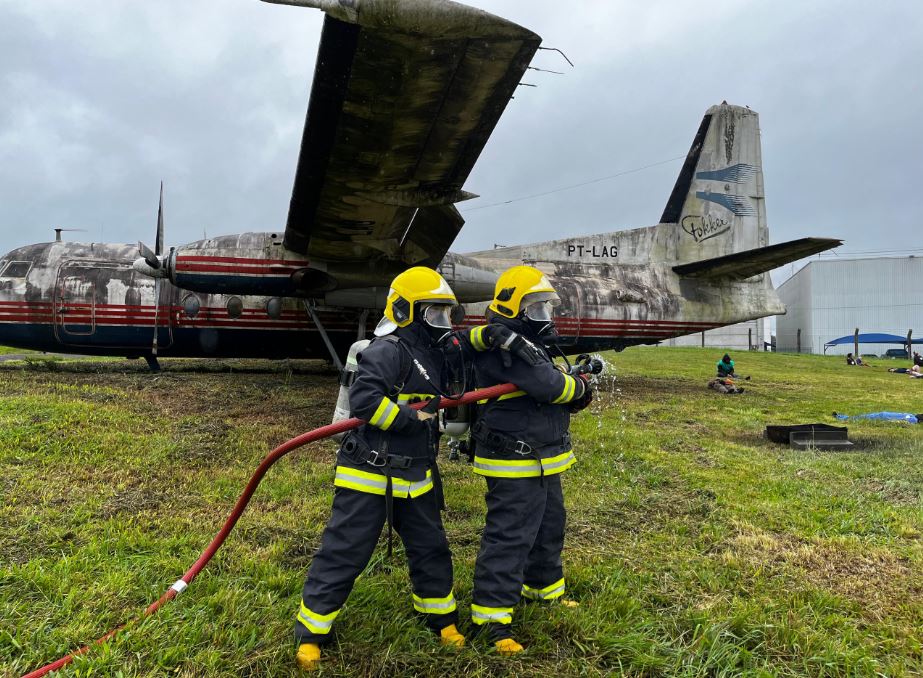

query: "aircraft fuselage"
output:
0 226 783 362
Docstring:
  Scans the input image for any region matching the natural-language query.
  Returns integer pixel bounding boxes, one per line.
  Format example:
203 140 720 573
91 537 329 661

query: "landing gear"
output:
145 355 161 372
304 301 344 371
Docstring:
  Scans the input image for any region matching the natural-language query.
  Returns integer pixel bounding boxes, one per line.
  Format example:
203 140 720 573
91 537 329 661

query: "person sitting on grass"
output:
716 354 735 378
846 353 871 367
914 351 923 368
708 377 744 394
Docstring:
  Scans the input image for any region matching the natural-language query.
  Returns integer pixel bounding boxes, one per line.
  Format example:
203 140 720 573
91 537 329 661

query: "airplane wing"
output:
270 0 541 267
672 237 842 280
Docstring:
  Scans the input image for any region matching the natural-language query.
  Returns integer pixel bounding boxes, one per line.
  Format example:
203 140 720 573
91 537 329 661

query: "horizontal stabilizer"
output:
672 237 842 280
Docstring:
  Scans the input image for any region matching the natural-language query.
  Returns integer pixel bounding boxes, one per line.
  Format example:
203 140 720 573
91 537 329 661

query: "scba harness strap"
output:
341 434 430 470
471 420 570 457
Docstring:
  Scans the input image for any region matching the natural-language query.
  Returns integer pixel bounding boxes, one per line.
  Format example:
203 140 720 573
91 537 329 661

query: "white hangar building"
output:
662 320 765 351
775 257 923 355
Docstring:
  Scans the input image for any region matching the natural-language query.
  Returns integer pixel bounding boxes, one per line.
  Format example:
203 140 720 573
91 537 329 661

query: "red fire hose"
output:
22 382 518 678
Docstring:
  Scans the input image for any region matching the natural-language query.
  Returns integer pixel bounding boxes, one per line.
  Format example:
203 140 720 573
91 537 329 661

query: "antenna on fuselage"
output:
54 228 88 242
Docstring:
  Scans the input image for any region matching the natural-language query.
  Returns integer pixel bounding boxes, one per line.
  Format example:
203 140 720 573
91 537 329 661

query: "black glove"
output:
420 395 441 414
484 324 545 367
483 324 514 348
570 374 594 412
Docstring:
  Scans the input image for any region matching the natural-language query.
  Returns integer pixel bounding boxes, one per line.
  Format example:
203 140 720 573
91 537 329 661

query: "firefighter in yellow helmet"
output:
295 267 464 670
465 265 593 654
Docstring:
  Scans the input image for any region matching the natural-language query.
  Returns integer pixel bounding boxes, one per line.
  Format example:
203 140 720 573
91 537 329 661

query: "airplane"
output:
0 0 839 371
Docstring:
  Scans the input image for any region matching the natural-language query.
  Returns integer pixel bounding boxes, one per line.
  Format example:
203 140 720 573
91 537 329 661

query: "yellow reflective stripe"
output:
552 375 576 404
408 479 434 498
474 456 542 467
472 451 576 478
412 590 457 614
381 403 400 430
370 397 390 427
370 396 400 430
522 577 566 600
472 455 541 478
470 325 489 351
541 450 577 475
297 601 340 634
471 604 513 625
334 466 434 498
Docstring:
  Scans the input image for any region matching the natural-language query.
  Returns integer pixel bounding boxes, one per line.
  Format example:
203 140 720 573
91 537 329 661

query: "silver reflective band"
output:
298 612 334 632
170 579 188 594
541 451 575 472
412 592 458 613
473 460 539 475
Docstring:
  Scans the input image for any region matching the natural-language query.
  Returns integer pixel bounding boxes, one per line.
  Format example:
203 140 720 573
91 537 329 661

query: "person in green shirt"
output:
716 354 735 378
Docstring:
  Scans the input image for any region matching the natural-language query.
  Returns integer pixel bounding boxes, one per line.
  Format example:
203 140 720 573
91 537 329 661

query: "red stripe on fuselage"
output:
177 256 310 265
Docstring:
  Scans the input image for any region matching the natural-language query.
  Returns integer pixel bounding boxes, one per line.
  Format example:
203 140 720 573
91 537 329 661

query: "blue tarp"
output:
824 333 922 348
835 412 919 424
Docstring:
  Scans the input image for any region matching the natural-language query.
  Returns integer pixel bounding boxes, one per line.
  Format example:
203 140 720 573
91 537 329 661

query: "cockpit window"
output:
0 261 31 278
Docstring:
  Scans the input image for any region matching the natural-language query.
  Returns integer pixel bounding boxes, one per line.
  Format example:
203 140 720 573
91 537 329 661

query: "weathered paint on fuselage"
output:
464 221 784 355
0 228 782 361
0 241 374 359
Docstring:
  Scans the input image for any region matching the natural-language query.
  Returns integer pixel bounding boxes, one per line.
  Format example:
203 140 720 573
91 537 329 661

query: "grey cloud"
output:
1 0 920 262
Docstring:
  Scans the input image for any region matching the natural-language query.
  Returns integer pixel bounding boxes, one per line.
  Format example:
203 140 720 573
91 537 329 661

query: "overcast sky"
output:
1 0 921 283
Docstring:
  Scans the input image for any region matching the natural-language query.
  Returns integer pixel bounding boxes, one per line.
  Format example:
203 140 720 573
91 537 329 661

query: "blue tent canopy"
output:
824 333 922 349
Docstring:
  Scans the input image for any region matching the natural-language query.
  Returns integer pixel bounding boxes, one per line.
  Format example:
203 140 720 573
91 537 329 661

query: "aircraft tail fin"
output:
662 103 770 264
672 237 842 280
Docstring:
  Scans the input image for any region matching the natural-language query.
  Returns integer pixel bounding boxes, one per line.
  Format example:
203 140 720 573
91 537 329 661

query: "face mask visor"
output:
422 303 453 330
420 303 455 345
522 292 560 323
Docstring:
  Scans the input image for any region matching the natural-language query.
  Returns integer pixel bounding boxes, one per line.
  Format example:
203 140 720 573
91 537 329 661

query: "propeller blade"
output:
156 181 165 257
139 241 161 269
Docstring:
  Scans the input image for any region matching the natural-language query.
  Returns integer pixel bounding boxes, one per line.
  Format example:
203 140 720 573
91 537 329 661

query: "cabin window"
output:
183 294 201 318
0 261 32 278
226 296 243 319
266 297 283 319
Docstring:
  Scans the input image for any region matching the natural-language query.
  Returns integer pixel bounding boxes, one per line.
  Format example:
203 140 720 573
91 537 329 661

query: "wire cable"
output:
461 155 686 213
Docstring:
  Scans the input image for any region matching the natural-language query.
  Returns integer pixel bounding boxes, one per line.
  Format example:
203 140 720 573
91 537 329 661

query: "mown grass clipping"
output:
1 347 921 677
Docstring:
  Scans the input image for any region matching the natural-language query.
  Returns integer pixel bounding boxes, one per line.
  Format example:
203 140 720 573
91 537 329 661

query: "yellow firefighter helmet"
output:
375 267 457 336
488 265 560 319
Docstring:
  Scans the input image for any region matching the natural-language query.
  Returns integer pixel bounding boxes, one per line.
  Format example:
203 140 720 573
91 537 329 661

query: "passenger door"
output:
55 263 97 342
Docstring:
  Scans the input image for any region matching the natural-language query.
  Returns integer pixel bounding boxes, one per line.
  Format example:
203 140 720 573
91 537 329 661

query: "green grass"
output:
1 349 921 677
0 345 32 355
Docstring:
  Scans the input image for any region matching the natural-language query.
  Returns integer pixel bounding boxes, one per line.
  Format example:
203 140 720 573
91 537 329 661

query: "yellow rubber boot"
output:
494 638 524 655
296 643 321 671
440 624 466 647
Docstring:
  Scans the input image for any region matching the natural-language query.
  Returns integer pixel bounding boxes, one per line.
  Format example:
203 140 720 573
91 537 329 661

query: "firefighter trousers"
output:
295 484 458 645
471 473 566 640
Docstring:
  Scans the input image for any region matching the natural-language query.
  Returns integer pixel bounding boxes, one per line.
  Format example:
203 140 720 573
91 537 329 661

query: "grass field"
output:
1 348 921 677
